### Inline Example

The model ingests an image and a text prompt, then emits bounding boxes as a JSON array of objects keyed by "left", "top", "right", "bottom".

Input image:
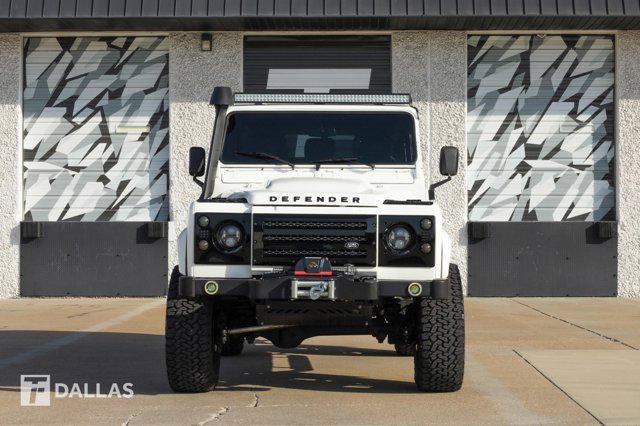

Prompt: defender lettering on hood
[{"left": 269, "top": 195, "right": 361, "bottom": 204}]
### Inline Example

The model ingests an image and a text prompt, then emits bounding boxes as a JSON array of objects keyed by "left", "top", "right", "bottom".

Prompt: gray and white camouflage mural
[
  {"left": 23, "top": 37, "right": 169, "bottom": 221},
  {"left": 467, "top": 35, "right": 615, "bottom": 222}
]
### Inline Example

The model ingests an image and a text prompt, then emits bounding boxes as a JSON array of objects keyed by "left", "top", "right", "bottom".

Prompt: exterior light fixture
[
  {"left": 407, "top": 282, "right": 423, "bottom": 297},
  {"left": 198, "top": 240, "right": 210, "bottom": 251},
  {"left": 420, "top": 218, "right": 433, "bottom": 230},
  {"left": 197, "top": 215, "right": 210, "bottom": 228},
  {"left": 201, "top": 33, "right": 212, "bottom": 51},
  {"left": 385, "top": 225, "right": 412, "bottom": 251},
  {"left": 233, "top": 93, "right": 412, "bottom": 104},
  {"left": 204, "top": 281, "right": 219, "bottom": 295}
]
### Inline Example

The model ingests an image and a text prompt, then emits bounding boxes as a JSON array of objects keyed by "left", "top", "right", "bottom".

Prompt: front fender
[
  {"left": 177, "top": 228, "right": 188, "bottom": 275},
  {"left": 439, "top": 230, "right": 452, "bottom": 279}
]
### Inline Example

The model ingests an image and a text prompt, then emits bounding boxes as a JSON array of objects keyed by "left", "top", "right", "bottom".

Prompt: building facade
[{"left": 0, "top": 0, "right": 638, "bottom": 298}]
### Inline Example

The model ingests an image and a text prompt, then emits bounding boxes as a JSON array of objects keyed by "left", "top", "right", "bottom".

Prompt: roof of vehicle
[{"left": 225, "top": 104, "right": 419, "bottom": 118}]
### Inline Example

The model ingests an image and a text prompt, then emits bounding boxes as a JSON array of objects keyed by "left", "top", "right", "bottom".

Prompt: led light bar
[{"left": 233, "top": 93, "right": 412, "bottom": 104}]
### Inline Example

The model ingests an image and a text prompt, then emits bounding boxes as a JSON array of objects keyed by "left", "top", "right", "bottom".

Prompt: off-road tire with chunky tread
[
  {"left": 394, "top": 343, "right": 416, "bottom": 356},
  {"left": 221, "top": 337, "right": 244, "bottom": 356},
  {"left": 414, "top": 263, "right": 465, "bottom": 392},
  {"left": 165, "top": 266, "right": 220, "bottom": 392}
]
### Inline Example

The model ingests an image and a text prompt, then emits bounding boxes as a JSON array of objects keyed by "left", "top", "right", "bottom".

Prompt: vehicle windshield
[{"left": 219, "top": 112, "right": 416, "bottom": 166}]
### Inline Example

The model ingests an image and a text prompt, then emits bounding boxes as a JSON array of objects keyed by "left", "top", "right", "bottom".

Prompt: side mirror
[
  {"left": 189, "top": 147, "right": 206, "bottom": 177},
  {"left": 439, "top": 146, "right": 459, "bottom": 176}
]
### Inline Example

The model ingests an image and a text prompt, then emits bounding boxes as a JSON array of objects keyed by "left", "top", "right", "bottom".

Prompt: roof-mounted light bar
[{"left": 233, "top": 93, "right": 412, "bottom": 105}]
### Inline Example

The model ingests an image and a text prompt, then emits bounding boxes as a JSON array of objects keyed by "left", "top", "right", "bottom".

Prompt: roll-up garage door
[
  {"left": 244, "top": 36, "right": 391, "bottom": 94},
  {"left": 21, "top": 37, "right": 169, "bottom": 296},
  {"left": 466, "top": 35, "right": 617, "bottom": 296}
]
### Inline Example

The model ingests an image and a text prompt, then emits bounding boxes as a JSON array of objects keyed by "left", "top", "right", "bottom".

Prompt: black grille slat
[
  {"left": 264, "top": 249, "right": 368, "bottom": 257},
  {"left": 263, "top": 235, "right": 368, "bottom": 243},
  {"left": 263, "top": 220, "right": 367, "bottom": 230},
  {"left": 253, "top": 214, "right": 376, "bottom": 266}
]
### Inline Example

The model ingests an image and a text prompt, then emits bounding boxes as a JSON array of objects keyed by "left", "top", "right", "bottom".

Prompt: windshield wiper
[
  {"left": 235, "top": 151, "right": 294, "bottom": 169},
  {"left": 313, "top": 157, "right": 375, "bottom": 170}
]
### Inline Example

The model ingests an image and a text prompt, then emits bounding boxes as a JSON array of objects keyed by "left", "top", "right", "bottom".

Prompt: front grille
[{"left": 253, "top": 214, "right": 376, "bottom": 267}]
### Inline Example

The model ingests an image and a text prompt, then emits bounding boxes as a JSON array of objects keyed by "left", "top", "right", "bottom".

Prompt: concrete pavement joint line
[
  {"left": 196, "top": 407, "right": 229, "bottom": 425},
  {"left": 512, "top": 349, "right": 604, "bottom": 425},
  {"left": 511, "top": 299, "right": 638, "bottom": 350},
  {"left": 466, "top": 351, "right": 544, "bottom": 424},
  {"left": 0, "top": 299, "right": 164, "bottom": 370},
  {"left": 67, "top": 307, "right": 116, "bottom": 319},
  {"left": 122, "top": 410, "right": 142, "bottom": 426}
]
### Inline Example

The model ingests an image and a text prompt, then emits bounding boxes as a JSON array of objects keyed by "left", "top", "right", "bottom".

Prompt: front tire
[
  {"left": 394, "top": 343, "right": 416, "bottom": 356},
  {"left": 165, "top": 266, "right": 220, "bottom": 392},
  {"left": 414, "top": 263, "right": 465, "bottom": 392}
]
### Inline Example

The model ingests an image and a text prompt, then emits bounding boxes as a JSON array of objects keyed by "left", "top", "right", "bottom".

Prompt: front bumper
[{"left": 178, "top": 274, "right": 450, "bottom": 300}]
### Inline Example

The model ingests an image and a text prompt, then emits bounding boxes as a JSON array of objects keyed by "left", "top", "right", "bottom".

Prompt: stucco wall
[
  {"left": 168, "top": 33, "right": 243, "bottom": 273},
  {"left": 0, "top": 34, "right": 21, "bottom": 298},
  {"left": 392, "top": 32, "right": 469, "bottom": 293},
  {"left": 616, "top": 32, "right": 640, "bottom": 298}
]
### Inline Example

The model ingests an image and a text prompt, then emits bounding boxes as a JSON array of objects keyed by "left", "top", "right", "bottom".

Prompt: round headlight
[
  {"left": 385, "top": 225, "right": 412, "bottom": 251},
  {"left": 216, "top": 223, "right": 243, "bottom": 251}
]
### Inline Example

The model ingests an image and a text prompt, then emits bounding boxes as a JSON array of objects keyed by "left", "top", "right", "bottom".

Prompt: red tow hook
[{"left": 293, "top": 257, "right": 333, "bottom": 276}]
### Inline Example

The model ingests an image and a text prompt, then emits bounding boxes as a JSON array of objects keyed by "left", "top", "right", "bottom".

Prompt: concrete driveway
[{"left": 0, "top": 297, "right": 638, "bottom": 425}]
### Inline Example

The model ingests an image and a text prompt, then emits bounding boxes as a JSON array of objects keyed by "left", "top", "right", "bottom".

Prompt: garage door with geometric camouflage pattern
[
  {"left": 21, "top": 36, "right": 169, "bottom": 296},
  {"left": 23, "top": 36, "right": 169, "bottom": 222},
  {"left": 466, "top": 35, "right": 617, "bottom": 297},
  {"left": 467, "top": 35, "right": 615, "bottom": 222}
]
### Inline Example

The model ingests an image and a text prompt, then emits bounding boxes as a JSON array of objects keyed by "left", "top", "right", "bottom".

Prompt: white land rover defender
[{"left": 165, "top": 87, "right": 464, "bottom": 393}]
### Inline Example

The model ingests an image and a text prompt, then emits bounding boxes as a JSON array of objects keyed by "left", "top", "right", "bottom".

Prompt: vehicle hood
[{"left": 225, "top": 177, "right": 413, "bottom": 207}]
